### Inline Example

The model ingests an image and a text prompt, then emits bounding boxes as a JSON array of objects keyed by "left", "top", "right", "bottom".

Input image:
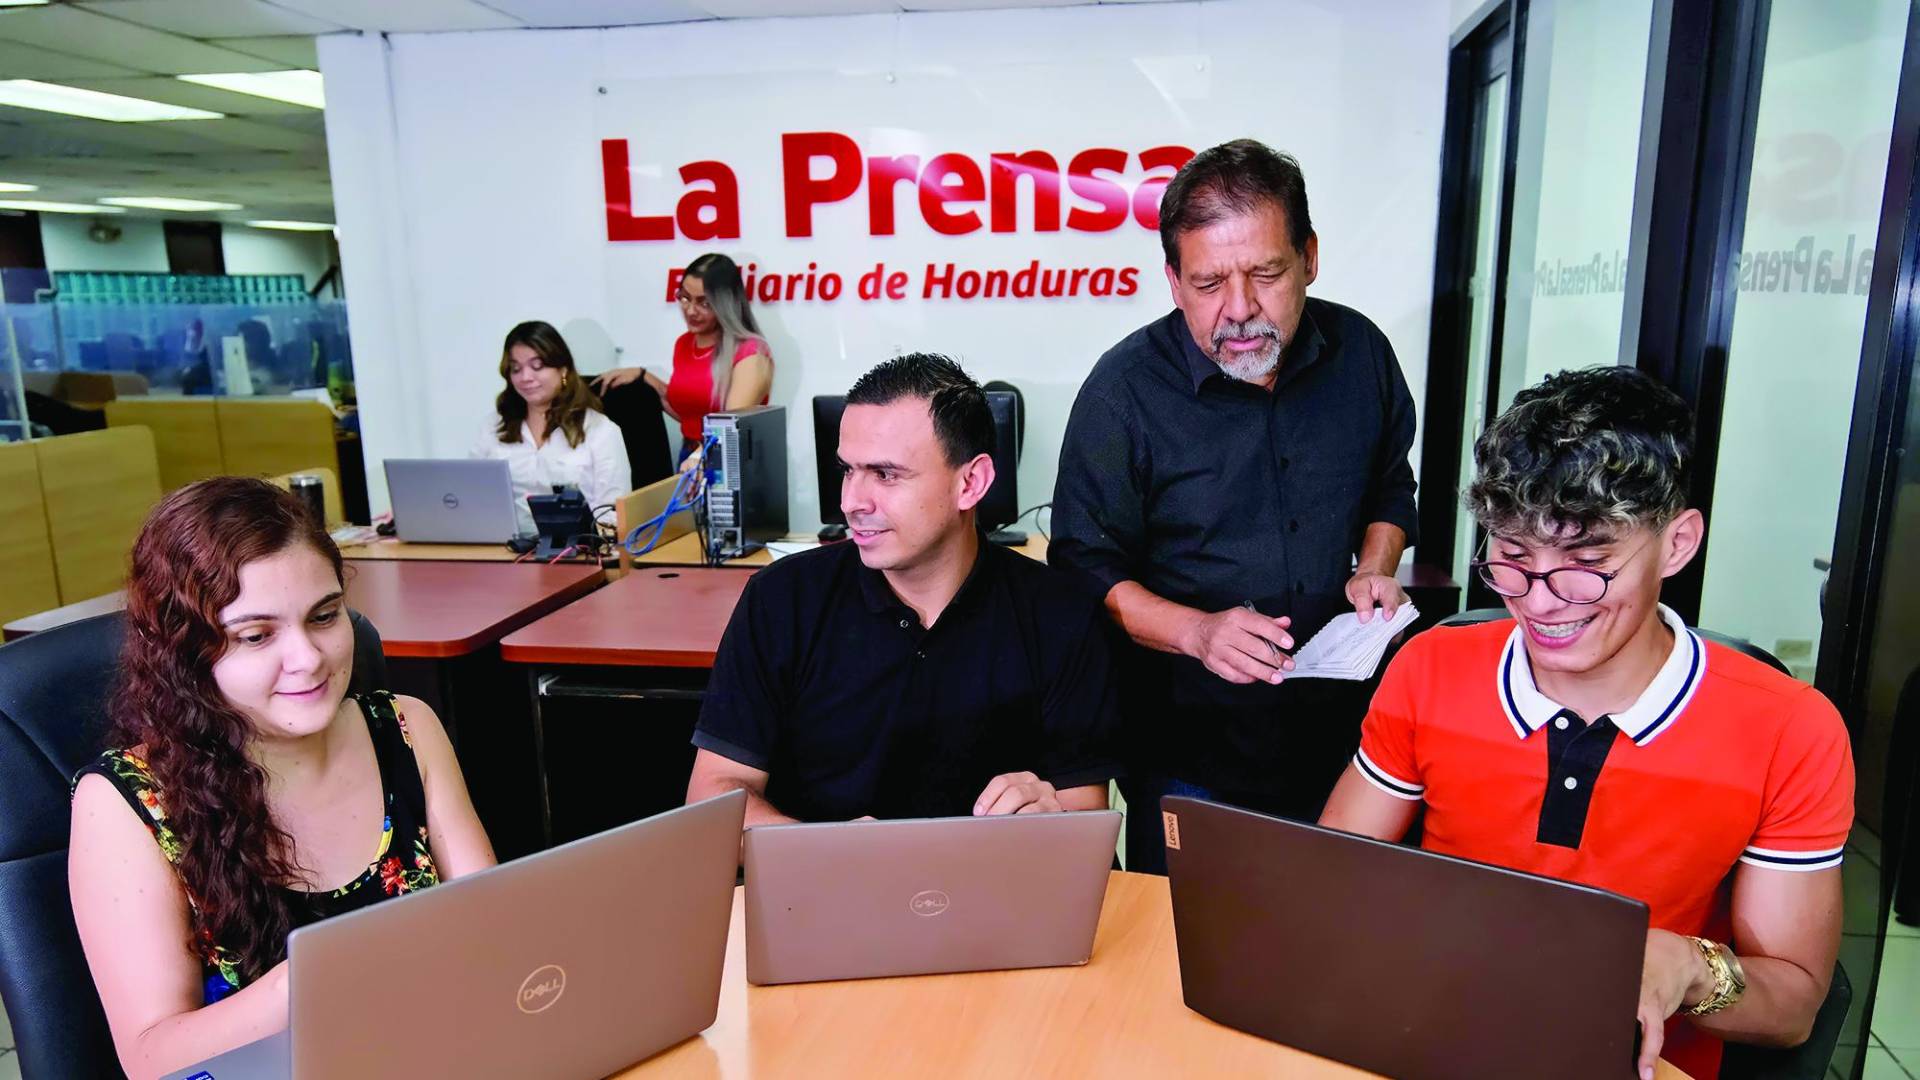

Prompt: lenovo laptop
[
  {"left": 163, "top": 789, "right": 747, "bottom": 1080},
  {"left": 1163, "top": 796, "right": 1649, "bottom": 1080},
  {"left": 384, "top": 458, "right": 522, "bottom": 543},
  {"left": 742, "top": 810, "right": 1121, "bottom": 985}
]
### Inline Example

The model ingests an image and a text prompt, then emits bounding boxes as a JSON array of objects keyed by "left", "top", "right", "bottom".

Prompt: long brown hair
[
  {"left": 495, "top": 320, "right": 602, "bottom": 448},
  {"left": 111, "top": 477, "right": 346, "bottom": 983}
]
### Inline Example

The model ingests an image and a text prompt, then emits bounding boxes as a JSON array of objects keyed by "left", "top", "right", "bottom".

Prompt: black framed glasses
[{"left": 1469, "top": 537, "right": 1653, "bottom": 605}]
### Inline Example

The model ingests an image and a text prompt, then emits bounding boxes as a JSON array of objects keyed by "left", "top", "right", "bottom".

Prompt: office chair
[
  {"left": 595, "top": 376, "right": 674, "bottom": 487},
  {"left": 1437, "top": 609, "right": 1849, "bottom": 1080},
  {"left": 0, "top": 610, "right": 388, "bottom": 1079}
]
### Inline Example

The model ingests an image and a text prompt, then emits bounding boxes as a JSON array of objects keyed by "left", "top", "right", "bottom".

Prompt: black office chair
[
  {"left": 0, "top": 609, "right": 388, "bottom": 1079},
  {"left": 595, "top": 377, "right": 674, "bottom": 488},
  {"left": 1438, "top": 609, "right": 1848, "bottom": 1080}
]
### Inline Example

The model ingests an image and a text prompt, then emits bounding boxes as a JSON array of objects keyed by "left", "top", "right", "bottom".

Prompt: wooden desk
[
  {"left": 342, "top": 538, "right": 530, "bottom": 562},
  {"left": 635, "top": 531, "right": 1049, "bottom": 568},
  {"left": 617, "top": 872, "right": 1692, "bottom": 1079},
  {"left": 341, "top": 561, "right": 605, "bottom": 659},
  {"left": 500, "top": 568, "right": 749, "bottom": 668},
  {"left": 2, "top": 590, "right": 126, "bottom": 642}
]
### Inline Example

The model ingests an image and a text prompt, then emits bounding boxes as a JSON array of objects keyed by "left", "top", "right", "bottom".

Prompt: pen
[{"left": 1241, "top": 600, "right": 1283, "bottom": 657}]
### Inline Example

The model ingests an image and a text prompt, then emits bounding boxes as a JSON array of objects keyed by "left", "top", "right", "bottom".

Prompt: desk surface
[
  {"left": 636, "top": 531, "right": 1049, "bottom": 567},
  {"left": 340, "top": 538, "right": 599, "bottom": 563},
  {"left": 344, "top": 560, "right": 605, "bottom": 658},
  {"left": 1, "top": 590, "right": 126, "bottom": 641},
  {"left": 499, "top": 567, "right": 750, "bottom": 668},
  {"left": 618, "top": 871, "right": 1691, "bottom": 1079}
]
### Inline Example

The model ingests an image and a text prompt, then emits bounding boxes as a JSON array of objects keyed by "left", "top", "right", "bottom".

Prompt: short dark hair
[
  {"left": 845, "top": 353, "right": 994, "bottom": 468},
  {"left": 1159, "top": 139, "right": 1313, "bottom": 272},
  {"left": 1466, "top": 366, "right": 1695, "bottom": 543}
]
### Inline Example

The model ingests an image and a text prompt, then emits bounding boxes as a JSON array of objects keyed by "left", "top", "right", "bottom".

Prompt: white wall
[
  {"left": 322, "top": 0, "right": 1449, "bottom": 525},
  {"left": 221, "top": 227, "right": 335, "bottom": 288},
  {"left": 38, "top": 215, "right": 169, "bottom": 272}
]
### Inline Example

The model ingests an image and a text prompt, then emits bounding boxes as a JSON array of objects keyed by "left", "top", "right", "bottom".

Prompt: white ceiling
[{"left": 0, "top": 0, "right": 1170, "bottom": 230}]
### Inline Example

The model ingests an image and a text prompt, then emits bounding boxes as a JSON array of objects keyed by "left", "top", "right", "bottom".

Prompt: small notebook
[{"left": 1287, "top": 603, "right": 1420, "bottom": 680}]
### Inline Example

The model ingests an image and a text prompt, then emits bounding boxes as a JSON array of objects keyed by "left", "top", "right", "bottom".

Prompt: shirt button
[
  {"left": 898, "top": 619, "right": 910, "bottom": 629},
  {"left": 1554, "top": 717, "right": 1569, "bottom": 730},
  {"left": 1279, "top": 457, "right": 1291, "bottom": 470},
  {"left": 1288, "top": 520, "right": 1300, "bottom": 534},
  {"left": 1294, "top": 582, "right": 1306, "bottom": 595},
  {"left": 1563, "top": 776, "right": 1578, "bottom": 790},
  {"left": 916, "top": 650, "right": 926, "bottom": 660}
]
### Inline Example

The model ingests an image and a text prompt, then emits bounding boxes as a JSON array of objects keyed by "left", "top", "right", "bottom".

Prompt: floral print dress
[{"left": 73, "top": 691, "right": 441, "bottom": 1004}]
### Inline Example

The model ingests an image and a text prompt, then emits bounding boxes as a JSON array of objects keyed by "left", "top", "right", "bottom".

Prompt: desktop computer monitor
[{"left": 813, "top": 390, "right": 1023, "bottom": 543}]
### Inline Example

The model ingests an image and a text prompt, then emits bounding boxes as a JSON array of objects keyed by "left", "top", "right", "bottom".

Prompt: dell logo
[
  {"left": 909, "top": 889, "right": 950, "bottom": 917},
  {"left": 516, "top": 964, "right": 566, "bottom": 1014},
  {"left": 442, "top": 492, "right": 461, "bottom": 510}
]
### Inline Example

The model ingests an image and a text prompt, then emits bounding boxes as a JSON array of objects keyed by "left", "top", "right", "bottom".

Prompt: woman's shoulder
[
  {"left": 74, "top": 745, "right": 156, "bottom": 792},
  {"left": 733, "top": 336, "right": 771, "bottom": 363}
]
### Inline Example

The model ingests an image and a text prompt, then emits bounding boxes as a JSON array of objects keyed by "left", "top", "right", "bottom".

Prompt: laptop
[
  {"left": 1162, "top": 796, "right": 1649, "bottom": 1080},
  {"left": 163, "top": 789, "right": 747, "bottom": 1080},
  {"left": 384, "top": 458, "right": 523, "bottom": 542},
  {"left": 742, "top": 809, "right": 1121, "bottom": 985}
]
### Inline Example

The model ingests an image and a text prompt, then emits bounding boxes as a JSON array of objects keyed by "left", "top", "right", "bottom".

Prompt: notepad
[{"left": 1286, "top": 603, "right": 1420, "bottom": 681}]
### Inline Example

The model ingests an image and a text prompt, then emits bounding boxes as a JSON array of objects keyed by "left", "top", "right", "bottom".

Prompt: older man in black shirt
[
  {"left": 690, "top": 354, "right": 1121, "bottom": 827},
  {"left": 1051, "top": 139, "right": 1419, "bottom": 874}
]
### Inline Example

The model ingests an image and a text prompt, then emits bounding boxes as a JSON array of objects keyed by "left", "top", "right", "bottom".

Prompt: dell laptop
[
  {"left": 1163, "top": 796, "right": 1648, "bottom": 1080},
  {"left": 742, "top": 809, "right": 1121, "bottom": 985},
  {"left": 384, "top": 458, "right": 522, "bottom": 543},
  {"left": 163, "top": 789, "right": 747, "bottom": 1080}
]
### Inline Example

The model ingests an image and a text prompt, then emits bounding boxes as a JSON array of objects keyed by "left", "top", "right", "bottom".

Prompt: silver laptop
[
  {"left": 1164, "top": 796, "right": 1647, "bottom": 1080},
  {"left": 164, "top": 790, "right": 747, "bottom": 1080},
  {"left": 384, "top": 458, "right": 523, "bottom": 542},
  {"left": 742, "top": 810, "right": 1121, "bottom": 985}
]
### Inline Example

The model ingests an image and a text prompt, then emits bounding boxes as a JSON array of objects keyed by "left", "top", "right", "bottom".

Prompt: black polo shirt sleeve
[
  {"left": 1037, "top": 603, "right": 1126, "bottom": 791},
  {"left": 1362, "top": 331, "right": 1421, "bottom": 545},
  {"left": 1048, "top": 385, "right": 1148, "bottom": 603},
  {"left": 692, "top": 574, "right": 787, "bottom": 773}
]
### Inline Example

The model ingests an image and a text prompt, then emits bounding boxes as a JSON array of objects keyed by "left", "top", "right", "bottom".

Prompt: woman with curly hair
[{"left": 69, "top": 477, "right": 495, "bottom": 1078}]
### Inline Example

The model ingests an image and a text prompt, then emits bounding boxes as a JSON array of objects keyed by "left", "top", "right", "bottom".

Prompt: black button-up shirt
[
  {"left": 1049, "top": 298, "right": 1418, "bottom": 793},
  {"left": 694, "top": 539, "right": 1123, "bottom": 822}
]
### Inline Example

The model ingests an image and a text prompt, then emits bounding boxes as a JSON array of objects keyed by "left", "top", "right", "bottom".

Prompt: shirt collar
[
  {"left": 856, "top": 532, "right": 996, "bottom": 621},
  {"left": 1170, "top": 302, "right": 1328, "bottom": 395},
  {"left": 1495, "top": 603, "right": 1707, "bottom": 746}
]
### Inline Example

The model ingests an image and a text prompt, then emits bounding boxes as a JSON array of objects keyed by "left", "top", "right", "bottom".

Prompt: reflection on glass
[
  {"left": 1495, "top": 0, "right": 1656, "bottom": 411},
  {"left": 1453, "top": 73, "right": 1509, "bottom": 589}
]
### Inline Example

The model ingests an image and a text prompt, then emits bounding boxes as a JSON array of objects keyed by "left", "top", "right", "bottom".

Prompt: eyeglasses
[{"left": 1469, "top": 537, "right": 1654, "bottom": 605}]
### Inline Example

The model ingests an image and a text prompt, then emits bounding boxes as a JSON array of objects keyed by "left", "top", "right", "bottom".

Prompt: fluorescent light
[
  {"left": 178, "top": 70, "right": 324, "bottom": 110},
  {"left": 0, "top": 1, "right": 51, "bottom": 7},
  {"left": 246, "top": 219, "right": 334, "bottom": 232},
  {"left": 0, "top": 182, "right": 37, "bottom": 192},
  {"left": 0, "top": 80, "right": 224, "bottom": 122},
  {"left": 100, "top": 196, "right": 242, "bottom": 212},
  {"left": 0, "top": 200, "right": 125, "bottom": 214}
]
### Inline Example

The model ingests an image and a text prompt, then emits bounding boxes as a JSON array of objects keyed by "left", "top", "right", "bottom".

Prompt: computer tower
[{"left": 703, "top": 405, "right": 789, "bottom": 558}]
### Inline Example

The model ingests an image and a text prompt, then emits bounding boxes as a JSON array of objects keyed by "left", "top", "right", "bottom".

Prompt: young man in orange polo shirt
[{"left": 1320, "top": 367, "right": 1853, "bottom": 1080}]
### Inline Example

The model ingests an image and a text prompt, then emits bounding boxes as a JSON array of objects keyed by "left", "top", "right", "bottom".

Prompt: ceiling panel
[
  {"left": 693, "top": 0, "right": 898, "bottom": 16},
  {"left": 0, "top": 37, "right": 144, "bottom": 79},
  {"left": 209, "top": 33, "right": 320, "bottom": 67},
  {"left": 0, "top": 5, "right": 286, "bottom": 74},
  {"left": 267, "top": 0, "right": 521, "bottom": 33},
  {"left": 479, "top": 0, "right": 709, "bottom": 27},
  {"left": 901, "top": 0, "right": 1076, "bottom": 8},
  {"left": 173, "top": 115, "right": 318, "bottom": 151},
  {"left": 75, "top": 0, "right": 348, "bottom": 39},
  {"left": 60, "top": 75, "right": 315, "bottom": 116}
]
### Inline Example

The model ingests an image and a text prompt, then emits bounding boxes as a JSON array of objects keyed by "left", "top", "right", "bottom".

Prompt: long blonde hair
[{"left": 684, "top": 254, "right": 765, "bottom": 408}]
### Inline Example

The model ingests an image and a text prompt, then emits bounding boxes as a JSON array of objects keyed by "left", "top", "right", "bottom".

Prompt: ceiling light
[
  {"left": 178, "top": 70, "right": 324, "bottom": 110},
  {"left": 0, "top": 200, "right": 125, "bottom": 214},
  {"left": 0, "top": 182, "right": 38, "bottom": 192},
  {"left": 0, "top": 80, "right": 224, "bottom": 122},
  {"left": 0, "top": 1, "right": 52, "bottom": 7},
  {"left": 246, "top": 220, "right": 334, "bottom": 232},
  {"left": 99, "top": 196, "right": 242, "bottom": 212}
]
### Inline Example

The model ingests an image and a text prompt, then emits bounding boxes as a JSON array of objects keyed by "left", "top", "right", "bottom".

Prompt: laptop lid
[
  {"left": 1163, "top": 797, "right": 1648, "bottom": 1080},
  {"left": 159, "top": 1029, "right": 288, "bottom": 1080},
  {"left": 383, "top": 458, "right": 521, "bottom": 543},
  {"left": 742, "top": 810, "right": 1120, "bottom": 985}
]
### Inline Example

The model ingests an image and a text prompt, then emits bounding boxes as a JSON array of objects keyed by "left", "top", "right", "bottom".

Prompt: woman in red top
[{"left": 594, "top": 253, "right": 774, "bottom": 468}]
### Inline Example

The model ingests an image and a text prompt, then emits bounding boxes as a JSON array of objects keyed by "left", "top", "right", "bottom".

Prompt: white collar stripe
[{"left": 1492, "top": 604, "right": 1706, "bottom": 746}]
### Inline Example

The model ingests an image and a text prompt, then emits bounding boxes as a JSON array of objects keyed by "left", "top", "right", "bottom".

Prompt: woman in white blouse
[{"left": 472, "top": 321, "right": 630, "bottom": 536}]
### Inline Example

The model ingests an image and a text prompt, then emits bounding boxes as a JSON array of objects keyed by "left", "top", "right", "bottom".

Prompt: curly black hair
[{"left": 1465, "top": 366, "right": 1694, "bottom": 543}]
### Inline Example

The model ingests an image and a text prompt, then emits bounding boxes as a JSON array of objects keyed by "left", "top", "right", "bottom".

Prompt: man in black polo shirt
[
  {"left": 1050, "top": 138, "right": 1419, "bottom": 873},
  {"left": 687, "top": 353, "right": 1121, "bottom": 826}
]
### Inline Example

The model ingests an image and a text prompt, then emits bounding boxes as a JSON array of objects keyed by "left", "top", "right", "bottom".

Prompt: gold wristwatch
[{"left": 1685, "top": 936, "right": 1748, "bottom": 1015}]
